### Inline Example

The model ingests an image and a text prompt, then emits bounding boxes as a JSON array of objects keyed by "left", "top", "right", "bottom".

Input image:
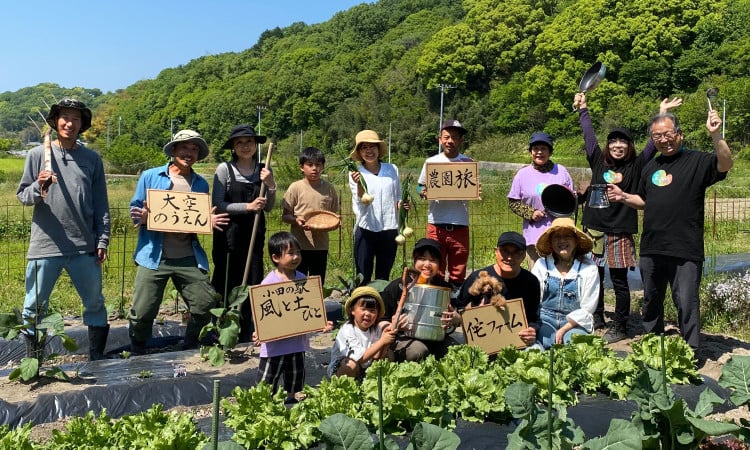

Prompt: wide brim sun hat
[
  {"left": 46, "top": 98, "right": 93, "bottom": 133},
  {"left": 163, "top": 129, "right": 210, "bottom": 161},
  {"left": 350, "top": 130, "right": 387, "bottom": 162},
  {"left": 535, "top": 217, "right": 594, "bottom": 256},
  {"left": 222, "top": 124, "right": 267, "bottom": 149}
]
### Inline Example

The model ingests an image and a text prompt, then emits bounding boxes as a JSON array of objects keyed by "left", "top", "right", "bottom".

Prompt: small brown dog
[{"left": 467, "top": 270, "right": 507, "bottom": 310}]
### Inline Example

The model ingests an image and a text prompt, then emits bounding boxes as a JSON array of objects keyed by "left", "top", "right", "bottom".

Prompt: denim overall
[{"left": 537, "top": 258, "right": 588, "bottom": 349}]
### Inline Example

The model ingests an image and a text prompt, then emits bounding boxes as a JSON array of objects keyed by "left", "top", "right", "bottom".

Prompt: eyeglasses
[{"left": 651, "top": 131, "right": 677, "bottom": 141}]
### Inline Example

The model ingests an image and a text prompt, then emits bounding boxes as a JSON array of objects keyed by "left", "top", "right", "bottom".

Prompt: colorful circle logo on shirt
[
  {"left": 535, "top": 183, "right": 548, "bottom": 196},
  {"left": 603, "top": 170, "right": 623, "bottom": 184},
  {"left": 651, "top": 170, "right": 673, "bottom": 186}
]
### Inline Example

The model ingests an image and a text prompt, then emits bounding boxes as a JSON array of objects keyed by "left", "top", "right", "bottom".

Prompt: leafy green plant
[
  {"left": 318, "top": 413, "right": 460, "bottom": 450},
  {"left": 139, "top": 370, "right": 152, "bottom": 379},
  {"left": 628, "top": 333, "right": 701, "bottom": 384},
  {"left": 1, "top": 310, "right": 77, "bottom": 382},
  {"left": 199, "top": 288, "right": 242, "bottom": 367},
  {"left": 47, "top": 405, "right": 208, "bottom": 449},
  {"left": 0, "top": 423, "right": 34, "bottom": 450}
]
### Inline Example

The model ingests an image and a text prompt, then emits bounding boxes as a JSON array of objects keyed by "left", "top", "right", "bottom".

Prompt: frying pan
[
  {"left": 573, "top": 62, "right": 607, "bottom": 111},
  {"left": 541, "top": 184, "right": 577, "bottom": 218},
  {"left": 579, "top": 62, "right": 606, "bottom": 92}
]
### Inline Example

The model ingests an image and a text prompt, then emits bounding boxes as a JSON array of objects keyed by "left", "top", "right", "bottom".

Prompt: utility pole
[
  {"left": 118, "top": 116, "right": 122, "bottom": 136},
  {"left": 257, "top": 105, "right": 266, "bottom": 151},
  {"left": 437, "top": 83, "right": 455, "bottom": 152},
  {"left": 170, "top": 119, "right": 180, "bottom": 139},
  {"left": 106, "top": 119, "right": 110, "bottom": 149}
]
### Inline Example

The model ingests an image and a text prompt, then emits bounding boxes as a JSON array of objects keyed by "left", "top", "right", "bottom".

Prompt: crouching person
[
  {"left": 128, "top": 130, "right": 229, "bottom": 353},
  {"left": 328, "top": 286, "right": 406, "bottom": 379}
]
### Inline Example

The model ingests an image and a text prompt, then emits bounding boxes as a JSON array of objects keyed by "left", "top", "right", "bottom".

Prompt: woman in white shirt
[{"left": 349, "top": 130, "right": 401, "bottom": 283}]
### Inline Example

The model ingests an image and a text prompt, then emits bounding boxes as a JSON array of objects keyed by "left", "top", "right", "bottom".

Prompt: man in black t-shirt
[
  {"left": 607, "top": 109, "right": 732, "bottom": 351},
  {"left": 456, "top": 231, "right": 540, "bottom": 347}
]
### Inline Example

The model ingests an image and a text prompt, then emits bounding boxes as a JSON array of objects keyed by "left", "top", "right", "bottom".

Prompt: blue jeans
[{"left": 23, "top": 254, "right": 107, "bottom": 328}]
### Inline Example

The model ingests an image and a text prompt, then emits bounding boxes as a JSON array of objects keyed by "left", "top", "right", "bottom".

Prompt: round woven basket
[{"left": 303, "top": 210, "right": 340, "bottom": 231}]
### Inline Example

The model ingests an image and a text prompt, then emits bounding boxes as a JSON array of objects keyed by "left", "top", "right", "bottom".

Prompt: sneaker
[
  {"left": 603, "top": 323, "right": 627, "bottom": 344},
  {"left": 593, "top": 313, "right": 606, "bottom": 330}
]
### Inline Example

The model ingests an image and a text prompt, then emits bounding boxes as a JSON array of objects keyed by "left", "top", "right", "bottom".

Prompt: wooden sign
[
  {"left": 460, "top": 298, "right": 528, "bottom": 354},
  {"left": 250, "top": 276, "right": 328, "bottom": 342},
  {"left": 424, "top": 162, "right": 480, "bottom": 200},
  {"left": 146, "top": 189, "right": 212, "bottom": 234}
]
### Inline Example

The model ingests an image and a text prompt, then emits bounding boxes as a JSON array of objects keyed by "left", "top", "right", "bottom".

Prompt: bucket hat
[
  {"left": 345, "top": 286, "right": 385, "bottom": 320},
  {"left": 222, "top": 124, "right": 267, "bottom": 150},
  {"left": 535, "top": 217, "right": 594, "bottom": 256},
  {"left": 350, "top": 130, "right": 387, "bottom": 162},
  {"left": 46, "top": 98, "right": 92, "bottom": 133},
  {"left": 163, "top": 130, "right": 210, "bottom": 161},
  {"left": 529, "top": 131, "right": 554, "bottom": 152}
]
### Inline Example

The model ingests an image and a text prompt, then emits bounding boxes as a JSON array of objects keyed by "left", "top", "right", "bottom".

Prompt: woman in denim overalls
[{"left": 531, "top": 218, "right": 599, "bottom": 349}]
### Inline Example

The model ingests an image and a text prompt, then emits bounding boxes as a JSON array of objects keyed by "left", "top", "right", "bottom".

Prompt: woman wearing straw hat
[
  {"left": 348, "top": 130, "right": 401, "bottom": 283},
  {"left": 211, "top": 124, "right": 276, "bottom": 342},
  {"left": 531, "top": 218, "right": 599, "bottom": 349}
]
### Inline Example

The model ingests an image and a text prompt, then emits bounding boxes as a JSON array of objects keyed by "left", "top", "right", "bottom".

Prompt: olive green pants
[{"left": 129, "top": 256, "right": 217, "bottom": 344}]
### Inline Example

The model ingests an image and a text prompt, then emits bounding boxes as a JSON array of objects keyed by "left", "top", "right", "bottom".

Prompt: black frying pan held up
[{"left": 578, "top": 62, "right": 606, "bottom": 92}]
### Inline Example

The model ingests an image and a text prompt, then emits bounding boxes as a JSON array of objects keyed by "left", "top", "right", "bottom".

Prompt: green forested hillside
[{"left": 0, "top": 0, "right": 748, "bottom": 171}]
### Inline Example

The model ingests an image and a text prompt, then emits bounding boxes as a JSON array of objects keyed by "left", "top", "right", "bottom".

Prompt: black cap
[
  {"left": 222, "top": 124, "right": 267, "bottom": 149},
  {"left": 440, "top": 119, "right": 467, "bottom": 136},
  {"left": 413, "top": 238, "right": 441, "bottom": 258},
  {"left": 607, "top": 127, "right": 633, "bottom": 142},
  {"left": 496, "top": 232, "right": 526, "bottom": 251},
  {"left": 46, "top": 98, "right": 92, "bottom": 133},
  {"left": 529, "top": 131, "right": 553, "bottom": 151}
]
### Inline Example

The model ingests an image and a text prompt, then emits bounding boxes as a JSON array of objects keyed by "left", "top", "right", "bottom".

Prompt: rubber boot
[
  {"left": 24, "top": 332, "right": 45, "bottom": 360},
  {"left": 183, "top": 313, "right": 211, "bottom": 350},
  {"left": 88, "top": 325, "right": 110, "bottom": 361}
]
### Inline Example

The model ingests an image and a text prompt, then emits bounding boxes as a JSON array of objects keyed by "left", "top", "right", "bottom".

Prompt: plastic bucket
[{"left": 402, "top": 284, "right": 450, "bottom": 341}]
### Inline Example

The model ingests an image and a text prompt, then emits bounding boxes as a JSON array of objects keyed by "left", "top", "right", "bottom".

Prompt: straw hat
[
  {"left": 535, "top": 217, "right": 593, "bottom": 256},
  {"left": 350, "top": 130, "right": 387, "bottom": 162},
  {"left": 344, "top": 286, "right": 385, "bottom": 320}
]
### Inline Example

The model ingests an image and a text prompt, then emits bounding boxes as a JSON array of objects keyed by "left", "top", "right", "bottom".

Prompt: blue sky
[{"left": 1, "top": 0, "right": 367, "bottom": 94}]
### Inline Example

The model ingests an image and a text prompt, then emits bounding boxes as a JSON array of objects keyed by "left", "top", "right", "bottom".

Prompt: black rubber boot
[
  {"left": 593, "top": 312, "right": 606, "bottom": 330},
  {"left": 24, "top": 332, "right": 45, "bottom": 360},
  {"left": 88, "top": 325, "right": 110, "bottom": 361}
]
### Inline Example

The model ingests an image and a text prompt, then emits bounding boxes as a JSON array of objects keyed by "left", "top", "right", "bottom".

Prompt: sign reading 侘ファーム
[{"left": 460, "top": 298, "right": 528, "bottom": 354}]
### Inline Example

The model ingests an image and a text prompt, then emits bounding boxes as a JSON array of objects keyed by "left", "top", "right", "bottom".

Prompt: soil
[{"left": 4, "top": 304, "right": 750, "bottom": 445}]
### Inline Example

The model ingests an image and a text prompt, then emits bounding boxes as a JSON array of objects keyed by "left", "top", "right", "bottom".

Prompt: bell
[{"left": 588, "top": 184, "right": 610, "bottom": 209}]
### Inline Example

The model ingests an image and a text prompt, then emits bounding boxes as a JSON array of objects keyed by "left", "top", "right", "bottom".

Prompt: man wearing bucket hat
[
  {"left": 417, "top": 120, "right": 474, "bottom": 292},
  {"left": 607, "top": 109, "right": 733, "bottom": 354},
  {"left": 349, "top": 129, "right": 401, "bottom": 284},
  {"left": 211, "top": 124, "right": 276, "bottom": 342},
  {"left": 531, "top": 218, "right": 599, "bottom": 349},
  {"left": 128, "top": 130, "right": 229, "bottom": 353},
  {"left": 17, "top": 98, "right": 111, "bottom": 361},
  {"left": 456, "top": 231, "right": 541, "bottom": 348},
  {"left": 328, "top": 286, "right": 406, "bottom": 379},
  {"left": 508, "top": 132, "right": 574, "bottom": 268}
]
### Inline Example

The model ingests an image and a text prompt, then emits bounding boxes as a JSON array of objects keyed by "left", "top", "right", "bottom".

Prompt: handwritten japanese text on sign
[
  {"left": 250, "top": 276, "right": 327, "bottom": 342},
  {"left": 460, "top": 298, "right": 528, "bottom": 354},
  {"left": 425, "top": 162, "right": 480, "bottom": 200},
  {"left": 146, "top": 189, "right": 212, "bottom": 234}
]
